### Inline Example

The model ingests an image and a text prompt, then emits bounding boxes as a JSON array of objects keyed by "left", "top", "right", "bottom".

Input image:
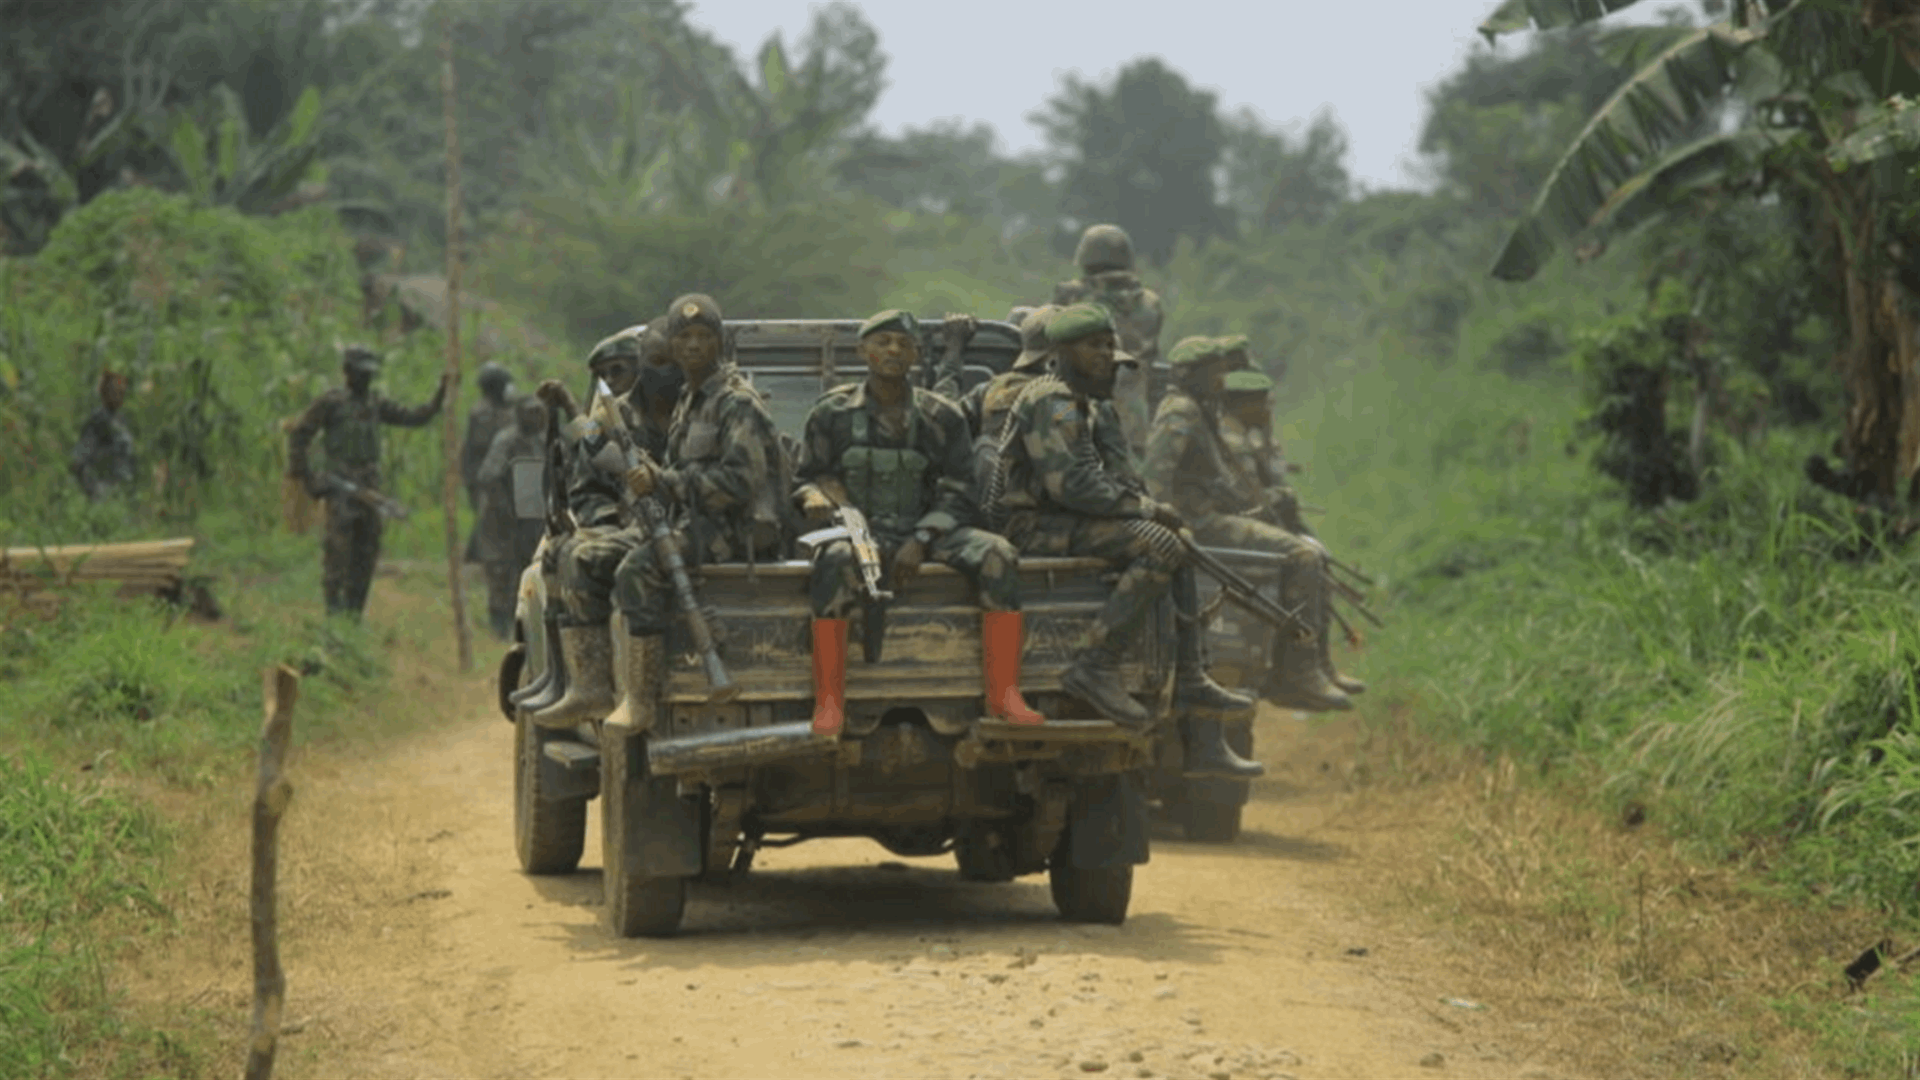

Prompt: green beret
[
  {"left": 1045, "top": 302, "right": 1116, "bottom": 345},
  {"left": 666, "top": 293, "right": 723, "bottom": 338},
  {"left": 859, "top": 308, "right": 918, "bottom": 340},
  {"left": 1222, "top": 370, "right": 1274, "bottom": 394},
  {"left": 1166, "top": 336, "right": 1222, "bottom": 368}
]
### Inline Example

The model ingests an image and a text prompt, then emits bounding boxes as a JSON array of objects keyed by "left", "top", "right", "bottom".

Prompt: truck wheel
[
  {"left": 601, "top": 736, "right": 686, "bottom": 938},
  {"left": 1179, "top": 800, "right": 1244, "bottom": 843},
  {"left": 1048, "top": 831, "right": 1133, "bottom": 925},
  {"left": 514, "top": 714, "right": 587, "bottom": 874}
]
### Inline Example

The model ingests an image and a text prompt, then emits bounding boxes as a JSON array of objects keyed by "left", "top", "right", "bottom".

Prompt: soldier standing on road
[
  {"left": 462, "top": 361, "right": 517, "bottom": 562},
  {"left": 1053, "top": 224, "right": 1164, "bottom": 455},
  {"left": 1143, "top": 337, "right": 1352, "bottom": 711},
  {"left": 992, "top": 303, "right": 1261, "bottom": 779},
  {"left": 71, "top": 369, "right": 136, "bottom": 501},
  {"left": 475, "top": 395, "right": 548, "bottom": 640},
  {"left": 794, "top": 309, "right": 1044, "bottom": 736},
  {"left": 286, "top": 345, "right": 448, "bottom": 619},
  {"left": 536, "top": 295, "right": 791, "bottom": 726}
]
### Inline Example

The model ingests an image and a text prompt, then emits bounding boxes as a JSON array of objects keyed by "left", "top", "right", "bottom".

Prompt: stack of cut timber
[{"left": 1, "top": 537, "right": 195, "bottom": 594}]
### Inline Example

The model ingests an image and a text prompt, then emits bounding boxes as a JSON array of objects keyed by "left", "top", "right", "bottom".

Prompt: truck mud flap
[
  {"left": 538, "top": 738, "right": 601, "bottom": 803},
  {"left": 614, "top": 738, "right": 703, "bottom": 878},
  {"left": 1068, "top": 772, "right": 1149, "bottom": 870}
]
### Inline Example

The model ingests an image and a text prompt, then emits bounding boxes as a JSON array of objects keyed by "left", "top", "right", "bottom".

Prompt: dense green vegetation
[{"left": 7, "top": 0, "right": 1920, "bottom": 1075}]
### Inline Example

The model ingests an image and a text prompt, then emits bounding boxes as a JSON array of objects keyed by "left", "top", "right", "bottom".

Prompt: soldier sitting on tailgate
[
  {"left": 793, "top": 309, "right": 1044, "bottom": 736},
  {"left": 1142, "top": 336, "right": 1351, "bottom": 712},
  {"left": 1053, "top": 225, "right": 1163, "bottom": 455},
  {"left": 475, "top": 395, "right": 548, "bottom": 640},
  {"left": 991, "top": 303, "right": 1262, "bottom": 779},
  {"left": 286, "top": 345, "right": 447, "bottom": 619}
]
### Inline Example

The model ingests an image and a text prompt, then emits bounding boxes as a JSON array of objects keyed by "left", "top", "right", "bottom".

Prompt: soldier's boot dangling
[
  {"left": 529, "top": 625, "right": 616, "bottom": 727},
  {"left": 810, "top": 618, "right": 850, "bottom": 736},
  {"left": 1263, "top": 564, "right": 1352, "bottom": 713},
  {"left": 622, "top": 633, "right": 665, "bottom": 732},
  {"left": 981, "top": 610, "right": 1044, "bottom": 726},
  {"left": 1181, "top": 717, "right": 1265, "bottom": 780},
  {"left": 1169, "top": 567, "right": 1256, "bottom": 720},
  {"left": 1062, "top": 645, "right": 1150, "bottom": 727},
  {"left": 512, "top": 607, "right": 569, "bottom": 711}
]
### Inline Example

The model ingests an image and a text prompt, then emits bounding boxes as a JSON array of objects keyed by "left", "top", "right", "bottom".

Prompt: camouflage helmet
[
  {"left": 1074, "top": 224, "right": 1135, "bottom": 275},
  {"left": 476, "top": 361, "right": 512, "bottom": 395},
  {"left": 586, "top": 328, "right": 645, "bottom": 368},
  {"left": 342, "top": 344, "right": 381, "bottom": 374},
  {"left": 1011, "top": 304, "right": 1060, "bottom": 371}
]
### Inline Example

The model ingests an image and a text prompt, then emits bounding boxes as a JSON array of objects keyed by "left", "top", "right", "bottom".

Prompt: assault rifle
[
  {"left": 796, "top": 480, "right": 891, "bottom": 661},
  {"left": 322, "top": 474, "right": 408, "bottom": 520},
  {"left": 585, "top": 383, "right": 737, "bottom": 703}
]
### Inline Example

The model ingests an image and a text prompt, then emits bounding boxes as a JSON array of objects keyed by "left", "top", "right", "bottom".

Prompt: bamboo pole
[
  {"left": 440, "top": 18, "right": 474, "bottom": 672},
  {"left": 245, "top": 665, "right": 300, "bottom": 1080}
]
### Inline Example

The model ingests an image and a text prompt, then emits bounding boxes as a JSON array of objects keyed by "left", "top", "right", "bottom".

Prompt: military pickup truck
[{"left": 499, "top": 317, "right": 1267, "bottom": 938}]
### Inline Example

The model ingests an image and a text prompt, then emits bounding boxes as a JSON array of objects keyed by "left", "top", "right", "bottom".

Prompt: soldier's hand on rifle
[
  {"left": 893, "top": 534, "right": 928, "bottom": 588},
  {"left": 798, "top": 487, "right": 835, "bottom": 522},
  {"left": 1144, "top": 498, "right": 1184, "bottom": 531},
  {"left": 535, "top": 379, "right": 578, "bottom": 418},
  {"left": 624, "top": 461, "right": 659, "bottom": 498},
  {"left": 941, "top": 314, "right": 978, "bottom": 347}
]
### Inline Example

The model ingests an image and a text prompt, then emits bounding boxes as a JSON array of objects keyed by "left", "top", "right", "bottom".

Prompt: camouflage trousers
[
  {"left": 1004, "top": 511, "right": 1184, "bottom": 653},
  {"left": 810, "top": 525, "right": 1020, "bottom": 619},
  {"left": 612, "top": 523, "right": 779, "bottom": 636},
  {"left": 554, "top": 523, "right": 645, "bottom": 627},
  {"left": 322, "top": 497, "right": 383, "bottom": 618}
]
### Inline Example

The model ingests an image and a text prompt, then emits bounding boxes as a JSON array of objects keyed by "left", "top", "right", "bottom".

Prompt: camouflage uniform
[
  {"left": 286, "top": 349, "right": 445, "bottom": 618},
  {"left": 462, "top": 362, "right": 516, "bottom": 560},
  {"left": 476, "top": 398, "right": 547, "bottom": 639},
  {"left": 611, "top": 316, "right": 790, "bottom": 635},
  {"left": 796, "top": 380, "right": 1018, "bottom": 618},
  {"left": 71, "top": 374, "right": 136, "bottom": 501},
  {"left": 1053, "top": 225, "right": 1164, "bottom": 454}
]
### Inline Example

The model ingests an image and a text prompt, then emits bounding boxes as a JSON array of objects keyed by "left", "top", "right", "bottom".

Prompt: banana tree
[
  {"left": 1484, "top": 0, "right": 1920, "bottom": 504},
  {"left": 155, "top": 83, "right": 324, "bottom": 213}
]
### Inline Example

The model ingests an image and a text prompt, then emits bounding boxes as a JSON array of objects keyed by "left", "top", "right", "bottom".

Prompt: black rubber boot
[
  {"left": 510, "top": 615, "right": 567, "bottom": 710},
  {"left": 1263, "top": 562, "right": 1352, "bottom": 713},
  {"left": 1061, "top": 646, "right": 1150, "bottom": 727},
  {"left": 1170, "top": 566, "right": 1254, "bottom": 719},
  {"left": 1181, "top": 718, "right": 1265, "bottom": 779}
]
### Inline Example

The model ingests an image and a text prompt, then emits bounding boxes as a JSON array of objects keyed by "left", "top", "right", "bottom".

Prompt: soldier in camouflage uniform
[
  {"left": 1143, "top": 337, "right": 1350, "bottom": 711},
  {"left": 462, "top": 362, "right": 517, "bottom": 563},
  {"left": 523, "top": 323, "right": 678, "bottom": 721},
  {"left": 71, "top": 370, "right": 136, "bottom": 501},
  {"left": 1218, "top": 365, "right": 1365, "bottom": 697},
  {"left": 795, "top": 309, "right": 1043, "bottom": 735},
  {"left": 538, "top": 295, "right": 791, "bottom": 726},
  {"left": 286, "top": 345, "right": 448, "bottom": 618},
  {"left": 1053, "top": 225, "right": 1164, "bottom": 455},
  {"left": 994, "top": 303, "right": 1261, "bottom": 779},
  {"left": 475, "top": 395, "right": 548, "bottom": 640},
  {"left": 960, "top": 304, "right": 1058, "bottom": 440}
]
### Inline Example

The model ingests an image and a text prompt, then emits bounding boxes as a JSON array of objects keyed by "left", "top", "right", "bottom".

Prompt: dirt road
[{"left": 190, "top": 645, "right": 1578, "bottom": 1080}]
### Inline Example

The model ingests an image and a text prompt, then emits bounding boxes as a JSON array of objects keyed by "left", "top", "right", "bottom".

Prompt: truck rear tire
[
  {"left": 1179, "top": 721, "right": 1252, "bottom": 843},
  {"left": 601, "top": 735, "right": 687, "bottom": 938},
  {"left": 514, "top": 718, "right": 587, "bottom": 875},
  {"left": 1048, "top": 829, "right": 1133, "bottom": 925}
]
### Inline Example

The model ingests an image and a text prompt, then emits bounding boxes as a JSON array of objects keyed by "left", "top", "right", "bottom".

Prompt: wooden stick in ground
[
  {"left": 439, "top": 16, "right": 473, "bottom": 672},
  {"left": 246, "top": 665, "right": 300, "bottom": 1080}
]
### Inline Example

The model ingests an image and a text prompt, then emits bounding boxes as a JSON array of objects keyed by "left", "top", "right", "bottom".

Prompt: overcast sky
[{"left": 686, "top": 0, "right": 1585, "bottom": 192}]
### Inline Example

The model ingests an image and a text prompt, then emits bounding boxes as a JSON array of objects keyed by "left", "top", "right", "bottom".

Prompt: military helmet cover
[
  {"left": 1222, "top": 369, "right": 1275, "bottom": 394},
  {"left": 587, "top": 328, "right": 645, "bottom": 367},
  {"left": 858, "top": 308, "right": 918, "bottom": 340},
  {"left": 1011, "top": 304, "right": 1061, "bottom": 371},
  {"left": 1046, "top": 302, "right": 1136, "bottom": 364},
  {"left": 1074, "top": 223, "right": 1135, "bottom": 274},
  {"left": 666, "top": 294, "right": 723, "bottom": 338}
]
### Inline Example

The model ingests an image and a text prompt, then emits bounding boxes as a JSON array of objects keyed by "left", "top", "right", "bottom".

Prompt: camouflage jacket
[
  {"left": 71, "top": 407, "right": 136, "bottom": 499},
  {"left": 656, "top": 365, "right": 791, "bottom": 558},
  {"left": 561, "top": 392, "right": 671, "bottom": 529},
  {"left": 286, "top": 388, "right": 441, "bottom": 489},
  {"left": 963, "top": 368, "right": 1043, "bottom": 442},
  {"left": 1051, "top": 271, "right": 1164, "bottom": 364},
  {"left": 795, "top": 381, "right": 974, "bottom": 538},
  {"left": 998, "top": 376, "right": 1152, "bottom": 520},
  {"left": 461, "top": 398, "right": 516, "bottom": 501},
  {"left": 1220, "top": 414, "right": 1287, "bottom": 490},
  {"left": 1142, "top": 390, "right": 1262, "bottom": 521}
]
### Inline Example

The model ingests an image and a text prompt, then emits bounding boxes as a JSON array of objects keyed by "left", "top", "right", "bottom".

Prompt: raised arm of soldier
[{"left": 928, "top": 311, "right": 977, "bottom": 401}]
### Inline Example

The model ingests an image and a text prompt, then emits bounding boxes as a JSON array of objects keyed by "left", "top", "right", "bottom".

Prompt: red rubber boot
[
  {"left": 982, "top": 610, "right": 1045, "bottom": 726},
  {"left": 810, "top": 618, "right": 849, "bottom": 736}
]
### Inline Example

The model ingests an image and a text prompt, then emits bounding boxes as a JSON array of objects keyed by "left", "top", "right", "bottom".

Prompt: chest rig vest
[
  {"left": 324, "top": 396, "right": 383, "bottom": 483},
  {"left": 842, "top": 400, "right": 930, "bottom": 531}
]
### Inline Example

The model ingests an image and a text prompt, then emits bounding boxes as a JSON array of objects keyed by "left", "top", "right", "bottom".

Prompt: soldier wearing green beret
[
  {"left": 286, "top": 344, "right": 449, "bottom": 618},
  {"left": 794, "top": 309, "right": 1043, "bottom": 735},
  {"left": 987, "top": 303, "right": 1257, "bottom": 774},
  {"left": 1053, "top": 224, "right": 1165, "bottom": 457},
  {"left": 1143, "top": 338, "right": 1354, "bottom": 712}
]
